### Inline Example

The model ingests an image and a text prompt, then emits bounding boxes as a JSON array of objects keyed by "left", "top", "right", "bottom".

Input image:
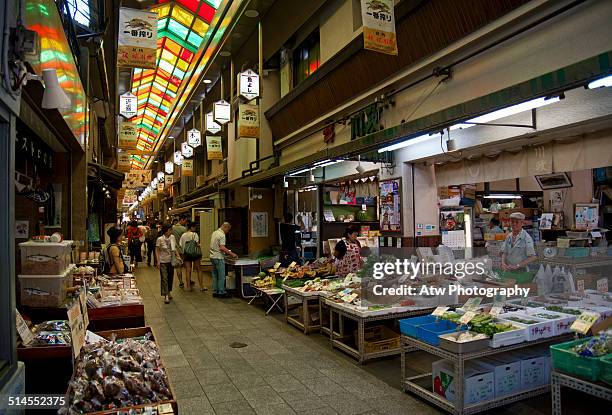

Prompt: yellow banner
[
  {"left": 117, "top": 152, "right": 132, "bottom": 172},
  {"left": 118, "top": 123, "right": 138, "bottom": 150},
  {"left": 361, "top": 0, "right": 398, "bottom": 55},
  {"left": 118, "top": 8, "right": 157, "bottom": 69},
  {"left": 206, "top": 136, "right": 223, "bottom": 160},
  {"left": 182, "top": 159, "right": 193, "bottom": 176},
  {"left": 238, "top": 104, "right": 260, "bottom": 139}
]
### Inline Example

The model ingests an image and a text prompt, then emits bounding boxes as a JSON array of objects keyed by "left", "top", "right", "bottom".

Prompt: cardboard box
[
  {"left": 480, "top": 356, "right": 522, "bottom": 398},
  {"left": 432, "top": 360, "right": 495, "bottom": 405},
  {"left": 509, "top": 348, "right": 550, "bottom": 390}
]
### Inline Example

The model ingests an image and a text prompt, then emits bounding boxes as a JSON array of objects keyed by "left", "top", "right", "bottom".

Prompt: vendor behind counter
[{"left": 501, "top": 212, "right": 537, "bottom": 271}]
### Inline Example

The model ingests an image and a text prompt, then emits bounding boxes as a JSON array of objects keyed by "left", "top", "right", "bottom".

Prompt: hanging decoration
[
  {"left": 157, "top": 171, "right": 164, "bottom": 181},
  {"left": 174, "top": 151, "right": 184, "bottom": 165},
  {"left": 117, "top": 8, "right": 158, "bottom": 68},
  {"left": 206, "top": 112, "right": 221, "bottom": 134},
  {"left": 213, "top": 100, "right": 231, "bottom": 125},
  {"left": 182, "top": 159, "right": 194, "bottom": 176},
  {"left": 361, "top": 0, "right": 398, "bottom": 55},
  {"left": 119, "top": 92, "right": 137, "bottom": 118},
  {"left": 239, "top": 69, "right": 260, "bottom": 101},
  {"left": 118, "top": 123, "right": 138, "bottom": 149},
  {"left": 237, "top": 103, "right": 260, "bottom": 139},
  {"left": 117, "top": 152, "right": 132, "bottom": 172},
  {"left": 165, "top": 161, "right": 174, "bottom": 174},
  {"left": 187, "top": 128, "right": 202, "bottom": 147},
  {"left": 181, "top": 142, "right": 194, "bottom": 158},
  {"left": 206, "top": 136, "right": 223, "bottom": 160}
]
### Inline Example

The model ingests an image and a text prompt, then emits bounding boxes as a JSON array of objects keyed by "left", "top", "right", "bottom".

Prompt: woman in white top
[
  {"left": 179, "top": 221, "right": 205, "bottom": 292},
  {"left": 156, "top": 223, "right": 177, "bottom": 303}
]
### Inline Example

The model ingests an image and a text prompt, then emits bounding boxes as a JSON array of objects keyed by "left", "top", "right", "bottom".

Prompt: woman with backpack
[
  {"left": 126, "top": 221, "right": 143, "bottom": 268},
  {"left": 105, "top": 227, "right": 127, "bottom": 274},
  {"left": 179, "top": 221, "right": 205, "bottom": 292},
  {"left": 145, "top": 220, "right": 159, "bottom": 266}
]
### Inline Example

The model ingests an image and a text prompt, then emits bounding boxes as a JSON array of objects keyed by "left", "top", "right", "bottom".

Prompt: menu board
[{"left": 380, "top": 178, "right": 401, "bottom": 232}]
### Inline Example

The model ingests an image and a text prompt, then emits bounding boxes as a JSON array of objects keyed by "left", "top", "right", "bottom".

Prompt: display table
[
  {"left": 248, "top": 286, "right": 285, "bottom": 315},
  {"left": 401, "top": 334, "right": 572, "bottom": 415},
  {"left": 323, "top": 299, "right": 433, "bottom": 364},
  {"left": 282, "top": 285, "right": 323, "bottom": 334},
  {"left": 18, "top": 343, "right": 72, "bottom": 394},
  {"left": 551, "top": 370, "right": 612, "bottom": 415},
  {"left": 21, "top": 303, "right": 145, "bottom": 331},
  {"left": 226, "top": 258, "right": 261, "bottom": 298}
]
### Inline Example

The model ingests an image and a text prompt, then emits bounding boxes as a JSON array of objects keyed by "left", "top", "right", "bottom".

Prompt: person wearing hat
[{"left": 501, "top": 212, "right": 537, "bottom": 271}]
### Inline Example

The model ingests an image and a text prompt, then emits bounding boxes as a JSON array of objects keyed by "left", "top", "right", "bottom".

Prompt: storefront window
[
  {"left": 293, "top": 29, "right": 320, "bottom": 86},
  {"left": 66, "top": 0, "right": 91, "bottom": 27}
]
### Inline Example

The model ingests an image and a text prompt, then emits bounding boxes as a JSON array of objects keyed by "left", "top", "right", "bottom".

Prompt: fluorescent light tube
[
  {"left": 451, "top": 97, "right": 560, "bottom": 130},
  {"left": 313, "top": 159, "right": 331, "bottom": 166},
  {"left": 289, "top": 168, "right": 311, "bottom": 176},
  {"left": 587, "top": 75, "right": 612, "bottom": 89},
  {"left": 483, "top": 194, "right": 522, "bottom": 199},
  {"left": 317, "top": 160, "right": 341, "bottom": 168},
  {"left": 378, "top": 133, "right": 441, "bottom": 153}
]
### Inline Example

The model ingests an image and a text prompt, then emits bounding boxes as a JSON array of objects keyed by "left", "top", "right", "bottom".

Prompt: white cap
[{"left": 509, "top": 212, "right": 526, "bottom": 220}]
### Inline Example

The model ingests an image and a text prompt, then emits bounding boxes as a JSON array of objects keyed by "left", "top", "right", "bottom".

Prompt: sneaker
[
  {"left": 164, "top": 295, "right": 170, "bottom": 304},
  {"left": 218, "top": 292, "right": 231, "bottom": 298},
  {"left": 200, "top": 287, "right": 208, "bottom": 292}
]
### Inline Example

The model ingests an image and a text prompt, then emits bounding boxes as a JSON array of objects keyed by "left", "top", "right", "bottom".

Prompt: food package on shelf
[
  {"left": 19, "top": 265, "right": 75, "bottom": 308},
  {"left": 19, "top": 240, "right": 73, "bottom": 275}
]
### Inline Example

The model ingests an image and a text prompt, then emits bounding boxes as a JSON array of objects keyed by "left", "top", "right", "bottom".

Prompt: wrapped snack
[
  {"left": 34, "top": 320, "right": 70, "bottom": 333},
  {"left": 30, "top": 331, "right": 71, "bottom": 346}
]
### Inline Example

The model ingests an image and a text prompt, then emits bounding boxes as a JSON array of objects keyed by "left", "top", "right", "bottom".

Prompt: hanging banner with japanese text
[
  {"left": 164, "top": 174, "right": 173, "bottom": 186},
  {"left": 119, "top": 92, "right": 137, "bottom": 118},
  {"left": 117, "top": 152, "right": 132, "bottom": 172},
  {"left": 157, "top": 181, "right": 164, "bottom": 192},
  {"left": 118, "top": 8, "right": 157, "bottom": 68},
  {"left": 118, "top": 123, "right": 138, "bottom": 149},
  {"left": 239, "top": 69, "right": 260, "bottom": 101},
  {"left": 182, "top": 159, "right": 194, "bottom": 176},
  {"left": 206, "top": 136, "right": 223, "bottom": 160},
  {"left": 238, "top": 104, "right": 260, "bottom": 139},
  {"left": 124, "top": 170, "right": 151, "bottom": 189},
  {"left": 361, "top": 0, "right": 398, "bottom": 55}
]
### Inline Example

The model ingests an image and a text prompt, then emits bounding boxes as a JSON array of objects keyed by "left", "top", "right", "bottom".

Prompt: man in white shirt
[
  {"left": 210, "top": 222, "right": 237, "bottom": 298},
  {"left": 501, "top": 212, "right": 537, "bottom": 271}
]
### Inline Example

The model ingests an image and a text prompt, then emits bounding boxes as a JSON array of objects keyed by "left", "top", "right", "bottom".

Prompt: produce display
[
  {"left": 252, "top": 273, "right": 276, "bottom": 289},
  {"left": 545, "top": 306, "right": 582, "bottom": 315},
  {"left": 274, "top": 259, "right": 336, "bottom": 280},
  {"left": 468, "top": 314, "right": 515, "bottom": 336},
  {"left": 572, "top": 332, "right": 611, "bottom": 357},
  {"left": 532, "top": 312, "right": 564, "bottom": 320},
  {"left": 443, "top": 331, "right": 488, "bottom": 343},
  {"left": 505, "top": 316, "right": 539, "bottom": 325},
  {"left": 62, "top": 334, "right": 172, "bottom": 414}
]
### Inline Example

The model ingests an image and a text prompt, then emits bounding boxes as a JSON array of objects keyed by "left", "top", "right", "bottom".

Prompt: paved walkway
[{"left": 135, "top": 265, "right": 442, "bottom": 415}]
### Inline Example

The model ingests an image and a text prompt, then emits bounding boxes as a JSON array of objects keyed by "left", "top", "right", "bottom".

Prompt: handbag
[{"left": 184, "top": 234, "right": 202, "bottom": 260}]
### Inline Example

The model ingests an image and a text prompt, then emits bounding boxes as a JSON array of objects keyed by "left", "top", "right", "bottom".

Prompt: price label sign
[
  {"left": 459, "top": 311, "right": 477, "bottom": 325},
  {"left": 123, "top": 276, "right": 132, "bottom": 289},
  {"left": 489, "top": 306, "right": 503, "bottom": 317},
  {"left": 432, "top": 306, "right": 449, "bottom": 317},
  {"left": 273, "top": 262, "right": 281, "bottom": 270},
  {"left": 570, "top": 311, "right": 601, "bottom": 334},
  {"left": 67, "top": 301, "right": 85, "bottom": 358},
  {"left": 577, "top": 279, "right": 585, "bottom": 294},
  {"left": 463, "top": 297, "right": 482, "bottom": 311},
  {"left": 597, "top": 278, "right": 608, "bottom": 293},
  {"left": 79, "top": 290, "right": 89, "bottom": 330},
  {"left": 288, "top": 261, "right": 297, "bottom": 269},
  {"left": 15, "top": 309, "right": 34, "bottom": 346}
]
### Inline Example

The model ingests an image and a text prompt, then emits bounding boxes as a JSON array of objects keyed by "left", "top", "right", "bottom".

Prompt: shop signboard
[
  {"left": 213, "top": 100, "right": 231, "bottom": 125},
  {"left": 238, "top": 103, "right": 260, "bottom": 139},
  {"left": 117, "top": 152, "right": 132, "bottom": 172},
  {"left": 206, "top": 136, "right": 223, "bottom": 160},
  {"left": 174, "top": 151, "right": 184, "bottom": 166},
  {"left": 122, "top": 189, "right": 137, "bottom": 204},
  {"left": 361, "top": 0, "right": 398, "bottom": 55},
  {"left": 239, "top": 69, "right": 260, "bottom": 100},
  {"left": 165, "top": 161, "right": 174, "bottom": 174},
  {"left": 379, "top": 178, "right": 401, "bottom": 232},
  {"left": 157, "top": 171, "right": 165, "bottom": 181},
  {"left": 117, "top": 8, "right": 157, "bottom": 69},
  {"left": 118, "top": 123, "right": 138, "bottom": 149},
  {"left": 124, "top": 169, "right": 151, "bottom": 188},
  {"left": 206, "top": 112, "right": 221, "bottom": 134},
  {"left": 181, "top": 142, "right": 194, "bottom": 158},
  {"left": 182, "top": 159, "right": 194, "bottom": 176},
  {"left": 157, "top": 181, "right": 164, "bottom": 192},
  {"left": 119, "top": 92, "right": 137, "bottom": 118},
  {"left": 67, "top": 300, "right": 85, "bottom": 358},
  {"left": 16, "top": 133, "right": 53, "bottom": 170},
  {"left": 187, "top": 128, "right": 202, "bottom": 147},
  {"left": 165, "top": 174, "right": 173, "bottom": 186}
]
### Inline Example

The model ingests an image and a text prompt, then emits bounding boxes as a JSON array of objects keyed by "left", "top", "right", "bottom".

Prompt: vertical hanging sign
[
  {"left": 173, "top": 151, "right": 184, "bottom": 166},
  {"left": 165, "top": 161, "right": 174, "bottom": 174},
  {"left": 118, "top": 123, "right": 138, "bottom": 149},
  {"left": 206, "top": 112, "right": 221, "bottom": 134},
  {"left": 157, "top": 181, "right": 164, "bottom": 192},
  {"left": 118, "top": 8, "right": 158, "bottom": 68},
  {"left": 237, "top": 104, "right": 260, "bottom": 139},
  {"left": 117, "top": 152, "right": 132, "bottom": 172},
  {"left": 182, "top": 159, "right": 194, "bottom": 176},
  {"left": 119, "top": 92, "right": 137, "bottom": 118},
  {"left": 206, "top": 136, "right": 223, "bottom": 160},
  {"left": 213, "top": 101, "right": 231, "bottom": 125},
  {"left": 361, "top": 0, "right": 398, "bottom": 55},
  {"left": 239, "top": 69, "right": 260, "bottom": 101},
  {"left": 187, "top": 129, "right": 202, "bottom": 147},
  {"left": 164, "top": 174, "right": 173, "bottom": 186},
  {"left": 181, "top": 142, "right": 194, "bottom": 158}
]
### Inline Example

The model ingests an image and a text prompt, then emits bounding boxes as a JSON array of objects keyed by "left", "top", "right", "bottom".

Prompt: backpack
[
  {"left": 145, "top": 228, "right": 158, "bottom": 244},
  {"left": 101, "top": 244, "right": 129, "bottom": 274},
  {"left": 184, "top": 234, "right": 202, "bottom": 260}
]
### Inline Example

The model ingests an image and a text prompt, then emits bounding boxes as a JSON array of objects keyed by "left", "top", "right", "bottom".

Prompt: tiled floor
[
  {"left": 135, "top": 265, "right": 602, "bottom": 415},
  {"left": 135, "top": 265, "right": 442, "bottom": 415}
]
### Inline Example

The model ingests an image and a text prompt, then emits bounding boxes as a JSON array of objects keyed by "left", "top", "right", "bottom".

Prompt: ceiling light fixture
[
  {"left": 483, "top": 194, "right": 522, "bottom": 199},
  {"left": 587, "top": 74, "right": 612, "bottom": 89},
  {"left": 244, "top": 9, "right": 259, "bottom": 18},
  {"left": 41, "top": 69, "right": 71, "bottom": 109},
  {"left": 378, "top": 133, "right": 441, "bottom": 153},
  {"left": 203, "top": 79, "right": 212, "bottom": 84},
  {"left": 219, "top": 50, "right": 231, "bottom": 57}
]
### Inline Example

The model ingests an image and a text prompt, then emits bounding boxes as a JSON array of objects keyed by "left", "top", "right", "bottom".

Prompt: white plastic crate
[
  {"left": 498, "top": 313, "right": 554, "bottom": 341},
  {"left": 19, "top": 241, "right": 73, "bottom": 275},
  {"left": 489, "top": 323, "right": 526, "bottom": 348},
  {"left": 521, "top": 307, "right": 576, "bottom": 335},
  {"left": 19, "top": 265, "right": 74, "bottom": 307}
]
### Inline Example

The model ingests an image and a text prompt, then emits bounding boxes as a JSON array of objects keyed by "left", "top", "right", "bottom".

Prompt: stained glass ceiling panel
[{"left": 129, "top": 0, "right": 220, "bottom": 169}]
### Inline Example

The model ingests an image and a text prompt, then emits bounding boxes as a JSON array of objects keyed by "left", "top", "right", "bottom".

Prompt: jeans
[
  {"left": 159, "top": 263, "right": 174, "bottom": 296},
  {"left": 211, "top": 258, "right": 226, "bottom": 294},
  {"left": 147, "top": 242, "right": 156, "bottom": 265}
]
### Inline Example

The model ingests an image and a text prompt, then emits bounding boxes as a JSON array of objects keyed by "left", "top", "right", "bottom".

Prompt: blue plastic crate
[
  {"left": 416, "top": 320, "right": 465, "bottom": 346},
  {"left": 399, "top": 315, "right": 437, "bottom": 338}
]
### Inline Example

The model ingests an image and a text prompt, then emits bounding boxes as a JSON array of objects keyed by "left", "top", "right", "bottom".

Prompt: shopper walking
[
  {"left": 127, "top": 221, "right": 143, "bottom": 269},
  {"left": 156, "top": 223, "right": 177, "bottom": 304},
  {"left": 180, "top": 221, "right": 206, "bottom": 292},
  {"left": 210, "top": 222, "right": 237, "bottom": 298},
  {"left": 145, "top": 221, "right": 159, "bottom": 266},
  {"left": 105, "top": 227, "right": 127, "bottom": 274},
  {"left": 172, "top": 215, "right": 189, "bottom": 287},
  {"left": 335, "top": 224, "right": 363, "bottom": 277}
]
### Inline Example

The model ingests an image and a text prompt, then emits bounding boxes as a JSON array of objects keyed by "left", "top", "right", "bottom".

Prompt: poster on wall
[
  {"left": 238, "top": 104, "right": 260, "bottom": 139},
  {"left": 206, "top": 136, "right": 223, "bottom": 160},
  {"left": 361, "top": 0, "right": 398, "bottom": 55},
  {"left": 575, "top": 203, "right": 599, "bottom": 230},
  {"left": 117, "top": 8, "right": 157, "bottom": 69},
  {"left": 379, "top": 178, "right": 401, "bottom": 231},
  {"left": 182, "top": 159, "right": 194, "bottom": 176},
  {"left": 15, "top": 220, "right": 29, "bottom": 239},
  {"left": 124, "top": 170, "right": 151, "bottom": 188},
  {"left": 251, "top": 212, "right": 268, "bottom": 238},
  {"left": 118, "top": 123, "right": 138, "bottom": 149}
]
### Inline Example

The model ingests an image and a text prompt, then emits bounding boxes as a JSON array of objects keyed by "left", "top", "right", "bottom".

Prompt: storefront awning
[{"left": 88, "top": 163, "right": 124, "bottom": 190}]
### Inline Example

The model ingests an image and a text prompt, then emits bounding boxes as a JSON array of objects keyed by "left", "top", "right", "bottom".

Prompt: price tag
[
  {"left": 459, "top": 311, "right": 477, "bottom": 325},
  {"left": 123, "top": 275, "right": 132, "bottom": 289},
  {"left": 67, "top": 301, "right": 85, "bottom": 358},
  {"left": 79, "top": 290, "right": 89, "bottom": 329},
  {"left": 489, "top": 306, "right": 503, "bottom": 317},
  {"left": 15, "top": 309, "right": 34, "bottom": 346},
  {"left": 432, "top": 306, "right": 449, "bottom": 317},
  {"left": 577, "top": 279, "right": 585, "bottom": 294},
  {"left": 85, "top": 330, "right": 108, "bottom": 344},
  {"left": 361, "top": 204, "right": 367, "bottom": 211},
  {"left": 597, "top": 278, "right": 608, "bottom": 293},
  {"left": 570, "top": 311, "right": 601, "bottom": 334},
  {"left": 273, "top": 262, "right": 281, "bottom": 270},
  {"left": 288, "top": 261, "right": 297, "bottom": 269},
  {"left": 463, "top": 297, "right": 482, "bottom": 311},
  {"left": 591, "top": 231, "right": 602, "bottom": 238}
]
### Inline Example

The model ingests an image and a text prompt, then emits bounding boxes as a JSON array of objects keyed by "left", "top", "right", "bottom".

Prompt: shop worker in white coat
[{"left": 501, "top": 212, "right": 538, "bottom": 271}]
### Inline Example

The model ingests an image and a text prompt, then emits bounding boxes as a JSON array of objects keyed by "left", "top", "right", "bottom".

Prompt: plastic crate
[
  {"left": 357, "top": 326, "right": 400, "bottom": 354},
  {"left": 600, "top": 354, "right": 612, "bottom": 385},
  {"left": 19, "top": 265, "right": 74, "bottom": 307},
  {"left": 416, "top": 320, "right": 465, "bottom": 346},
  {"left": 499, "top": 313, "right": 554, "bottom": 341},
  {"left": 19, "top": 241, "right": 73, "bottom": 275},
  {"left": 550, "top": 338, "right": 602, "bottom": 381},
  {"left": 399, "top": 315, "right": 437, "bottom": 338},
  {"left": 497, "top": 270, "right": 535, "bottom": 284}
]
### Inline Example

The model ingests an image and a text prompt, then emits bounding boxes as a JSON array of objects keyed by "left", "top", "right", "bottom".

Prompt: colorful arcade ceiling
[{"left": 129, "top": 0, "right": 221, "bottom": 169}]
